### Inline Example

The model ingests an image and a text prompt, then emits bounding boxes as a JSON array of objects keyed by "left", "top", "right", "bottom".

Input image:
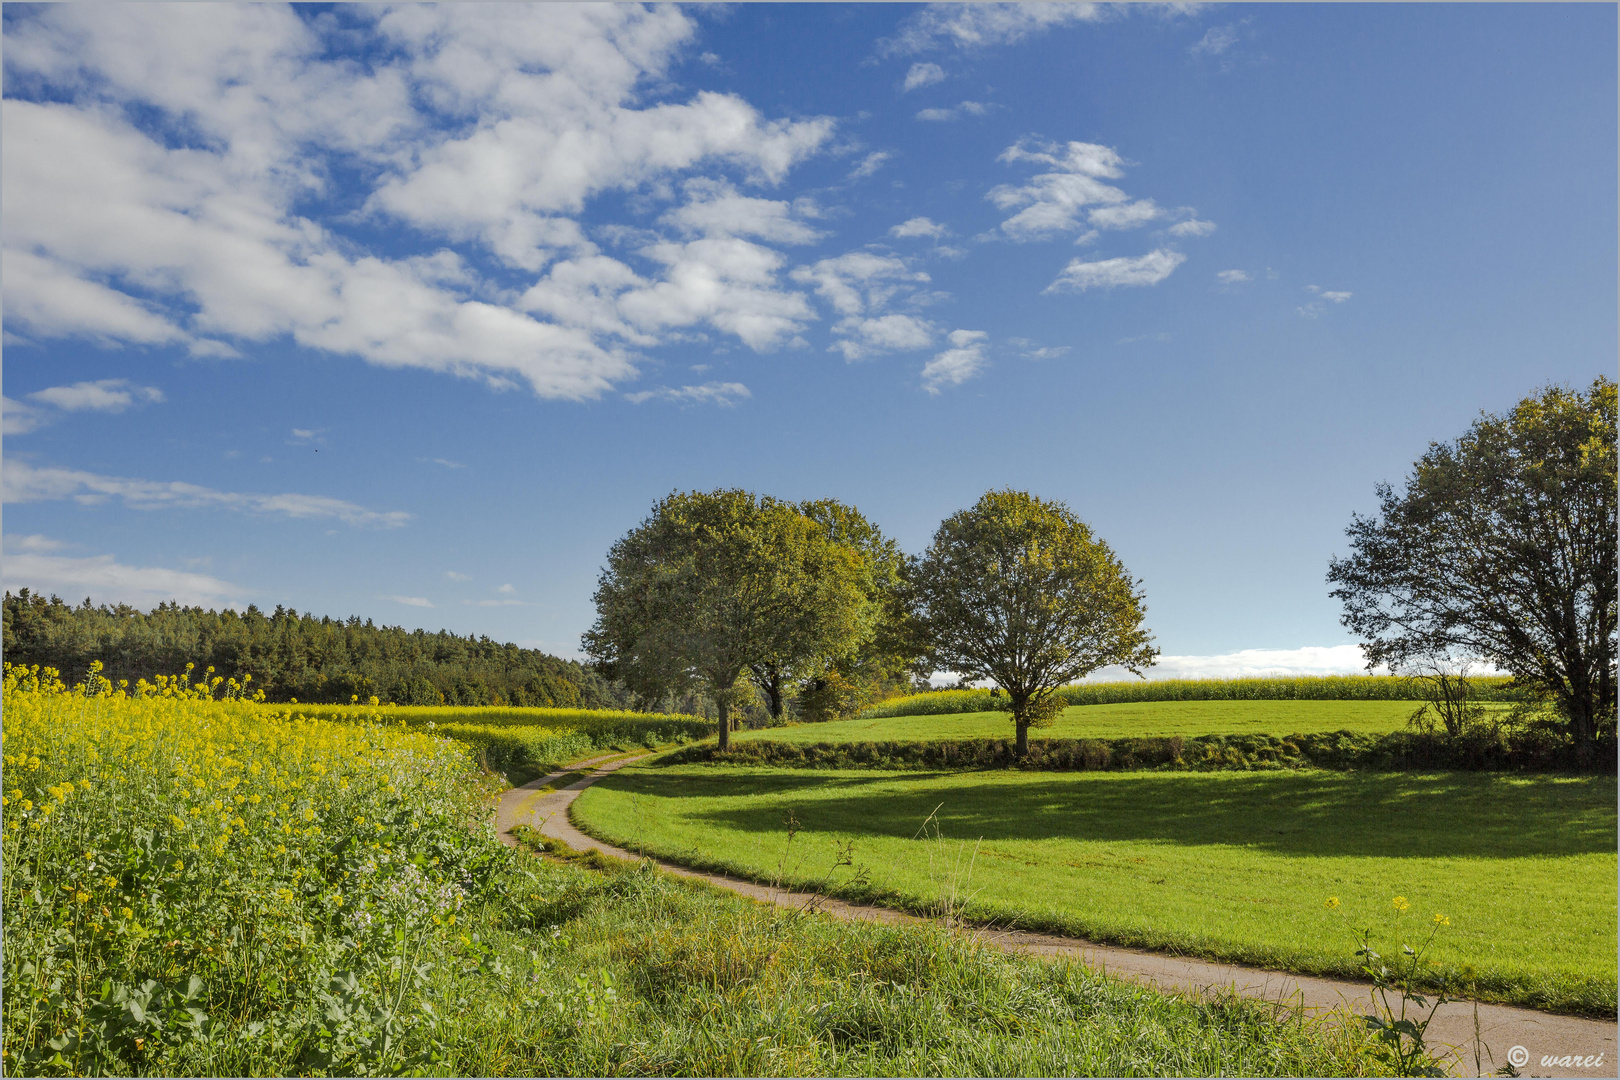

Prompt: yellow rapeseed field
[{"left": 1, "top": 662, "right": 508, "bottom": 1075}]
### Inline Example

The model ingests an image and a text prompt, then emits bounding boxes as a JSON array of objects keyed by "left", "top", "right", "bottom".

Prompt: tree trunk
[
  {"left": 717, "top": 696, "right": 730, "bottom": 751},
  {"left": 1015, "top": 719, "right": 1029, "bottom": 756},
  {"left": 766, "top": 672, "right": 784, "bottom": 719}
]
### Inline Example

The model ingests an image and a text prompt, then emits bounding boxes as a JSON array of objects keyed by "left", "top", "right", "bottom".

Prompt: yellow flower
[
  {"left": 19, "top": 800, "right": 32, "bottom": 812},
  {"left": 120, "top": 907, "right": 134, "bottom": 919},
  {"left": 1392, "top": 896, "right": 1410, "bottom": 913},
  {"left": 1324, "top": 896, "right": 1340, "bottom": 910},
  {"left": 1433, "top": 912, "right": 1450, "bottom": 926},
  {"left": 74, "top": 891, "right": 90, "bottom": 903}
]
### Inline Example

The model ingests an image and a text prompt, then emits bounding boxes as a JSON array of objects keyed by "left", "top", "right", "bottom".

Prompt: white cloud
[
  {"left": 921, "top": 329, "right": 989, "bottom": 393},
  {"left": 883, "top": 3, "right": 1114, "bottom": 54},
  {"left": 890, "top": 217, "right": 951, "bottom": 240},
  {"left": 4, "top": 534, "right": 67, "bottom": 553},
  {"left": 1168, "top": 218, "right": 1217, "bottom": 237},
  {"left": 3, "top": 551, "right": 245, "bottom": 608},
  {"left": 428, "top": 458, "right": 464, "bottom": 469},
  {"left": 382, "top": 595, "right": 434, "bottom": 608},
  {"left": 1298, "top": 285, "right": 1354, "bottom": 317},
  {"left": 791, "top": 252, "right": 937, "bottom": 359},
  {"left": 1189, "top": 24, "right": 1239, "bottom": 56},
  {"left": 498, "top": 583, "right": 516, "bottom": 594},
  {"left": 903, "top": 62, "right": 946, "bottom": 91},
  {"left": 1081, "top": 645, "right": 1415, "bottom": 682},
  {"left": 1216, "top": 269, "right": 1251, "bottom": 284},
  {"left": 660, "top": 180, "right": 823, "bottom": 245},
  {"left": 2, "top": 458, "right": 410, "bottom": 527},
  {"left": 623, "top": 382, "right": 752, "bottom": 406},
  {"left": 27, "top": 379, "right": 165, "bottom": 413},
  {"left": 988, "top": 139, "right": 1133, "bottom": 241},
  {"left": 3, "top": 396, "right": 46, "bottom": 436},
  {"left": 914, "top": 101, "right": 991, "bottom": 122},
  {"left": 1045, "top": 249, "right": 1186, "bottom": 293},
  {"left": 2, "top": 5, "right": 836, "bottom": 402},
  {"left": 1089, "top": 198, "right": 1162, "bottom": 230},
  {"left": 847, "top": 151, "right": 891, "bottom": 180},
  {"left": 444, "top": 570, "right": 471, "bottom": 581}
]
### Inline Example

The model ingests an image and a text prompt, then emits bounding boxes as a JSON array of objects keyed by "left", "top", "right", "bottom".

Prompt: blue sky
[{"left": 3, "top": 3, "right": 1615, "bottom": 678}]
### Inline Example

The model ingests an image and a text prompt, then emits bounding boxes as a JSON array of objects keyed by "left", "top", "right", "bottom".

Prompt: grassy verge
[
  {"left": 1, "top": 681, "right": 1395, "bottom": 1076},
  {"left": 572, "top": 762, "right": 1618, "bottom": 1017},
  {"left": 766, "top": 699, "right": 1444, "bottom": 742}
]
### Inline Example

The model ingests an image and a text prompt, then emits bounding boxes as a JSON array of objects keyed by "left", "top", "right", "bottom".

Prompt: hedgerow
[
  {"left": 861, "top": 675, "right": 1527, "bottom": 718},
  {"left": 664, "top": 725, "right": 1607, "bottom": 773}
]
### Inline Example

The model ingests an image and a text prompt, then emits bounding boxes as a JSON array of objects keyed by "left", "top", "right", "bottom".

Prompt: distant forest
[{"left": 1, "top": 590, "right": 623, "bottom": 708}]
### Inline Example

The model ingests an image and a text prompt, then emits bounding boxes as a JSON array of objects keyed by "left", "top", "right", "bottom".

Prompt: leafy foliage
[
  {"left": 1328, "top": 377, "right": 1618, "bottom": 760},
  {"left": 910, "top": 490, "right": 1157, "bottom": 753},
  {"left": 584, "top": 490, "right": 870, "bottom": 748}
]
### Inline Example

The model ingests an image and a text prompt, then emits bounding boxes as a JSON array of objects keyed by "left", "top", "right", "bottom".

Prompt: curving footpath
[{"left": 494, "top": 754, "right": 1616, "bottom": 1079}]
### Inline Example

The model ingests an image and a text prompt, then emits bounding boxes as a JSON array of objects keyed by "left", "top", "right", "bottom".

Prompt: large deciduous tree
[
  {"left": 582, "top": 490, "right": 867, "bottom": 749},
  {"left": 911, "top": 490, "right": 1157, "bottom": 754},
  {"left": 1327, "top": 377, "right": 1617, "bottom": 763}
]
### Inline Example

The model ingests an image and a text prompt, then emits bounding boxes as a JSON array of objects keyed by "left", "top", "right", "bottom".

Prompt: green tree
[
  {"left": 583, "top": 490, "right": 868, "bottom": 749},
  {"left": 1328, "top": 377, "right": 1618, "bottom": 763},
  {"left": 910, "top": 490, "right": 1158, "bottom": 754},
  {"left": 778, "top": 499, "right": 920, "bottom": 720}
]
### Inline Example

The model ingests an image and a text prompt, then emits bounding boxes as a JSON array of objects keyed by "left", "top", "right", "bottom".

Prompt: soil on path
[{"left": 493, "top": 754, "right": 1617, "bottom": 1079}]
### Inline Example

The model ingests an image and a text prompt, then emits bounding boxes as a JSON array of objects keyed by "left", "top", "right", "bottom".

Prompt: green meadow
[
  {"left": 573, "top": 762, "right": 1618, "bottom": 1016},
  {"left": 735, "top": 699, "right": 1452, "bottom": 744}
]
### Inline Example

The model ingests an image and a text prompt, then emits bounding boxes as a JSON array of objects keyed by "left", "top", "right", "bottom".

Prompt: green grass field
[
  {"left": 738, "top": 699, "right": 1464, "bottom": 744},
  {"left": 573, "top": 762, "right": 1617, "bottom": 1016}
]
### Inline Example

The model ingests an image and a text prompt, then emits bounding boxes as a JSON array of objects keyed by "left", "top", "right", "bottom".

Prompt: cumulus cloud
[
  {"left": 1045, "top": 249, "right": 1186, "bottom": 293},
  {"left": 988, "top": 140, "right": 1131, "bottom": 241},
  {"left": 1168, "top": 218, "right": 1217, "bottom": 237},
  {"left": 915, "top": 100, "right": 991, "bottom": 122},
  {"left": 890, "top": 217, "right": 951, "bottom": 240},
  {"left": 902, "top": 62, "right": 945, "bottom": 91},
  {"left": 1216, "top": 269, "right": 1251, "bottom": 284},
  {"left": 883, "top": 3, "right": 1113, "bottom": 55},
  {"left": 381, "top": 595, "right": 434, "bottom": 608},
  {"left": 5, "top": 534, "right": 67, "bottom": 553},
  {"left": 623, "top": 382, "right": 752, "bottom": 406},
  {"left": 29, "top": 380, "right": 165, "bottom": 412},
  {"left": 444, "top": 570, "right": 471, "bottom": 581},
  {"left": 3, "top": 551, "right": 246, "bottom": 608},
  {"left": 1298, "top": 284, "right": 1354, "bottom": 317},
  {"left": 791, "top": 252, "right": 937, "bottom": 360},
  {"left": 2, "top": 5, "right": 835, "bottom": 401},
  {"left": 921, "top": 329, "right": 989, "bottom": 393},
  {"left": 847, "top": 151, "right": 891, "bottom": 180},
  {"left": 3, "top": 396, "right": 46, "bottom": 436},
  {"left": 2, "top": 458, "right": 410, "bottom": 527}
]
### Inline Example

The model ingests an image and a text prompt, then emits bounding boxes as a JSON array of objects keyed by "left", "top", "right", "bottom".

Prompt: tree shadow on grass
[{"left": 595, "top": 768, "right": 1617, "bottom": 860}]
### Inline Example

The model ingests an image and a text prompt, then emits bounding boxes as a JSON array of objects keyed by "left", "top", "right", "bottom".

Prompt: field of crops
[
  {"left": 0, "top": 666, "right": 1394, "bottom": 1076},
  {"left": 574, "top": 761, "right": 1619, "bottom": 1017},
  {"left": 740, "top": 699, "right": 1445, "bottom": 745},
  {"left": 862, "top": 675, "right": 1524, "bottom": 718},
  {"left": 262, "top": 703, "right": 713, "bottom": 785}
]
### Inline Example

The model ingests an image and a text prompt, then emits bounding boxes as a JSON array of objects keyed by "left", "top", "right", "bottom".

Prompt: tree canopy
[
  {"left": 910, "top": 489, "right": 1157, "bottom": 754},
  {"left": 582, "top": 489, "right": 870, "bottom": 748},
  {"left": 1327, "top": 376, "right": 1617, "bottom": 761},
  {"left": 1, "top": 590, "right": 605, "bottom": 707}
]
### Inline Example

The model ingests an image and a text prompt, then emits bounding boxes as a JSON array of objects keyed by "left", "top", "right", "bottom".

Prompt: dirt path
[{"left": 495, "top": 755, "right": 1617, "bottom": 1078}]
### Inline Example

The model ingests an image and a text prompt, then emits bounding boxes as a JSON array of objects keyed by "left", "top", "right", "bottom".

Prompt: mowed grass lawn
[
  {"left": 573, "top": 764, "right": 1618, "bottom": 1016},
  {"left": 736, "top": 699, "right": 1463, "bottom": 744}
]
